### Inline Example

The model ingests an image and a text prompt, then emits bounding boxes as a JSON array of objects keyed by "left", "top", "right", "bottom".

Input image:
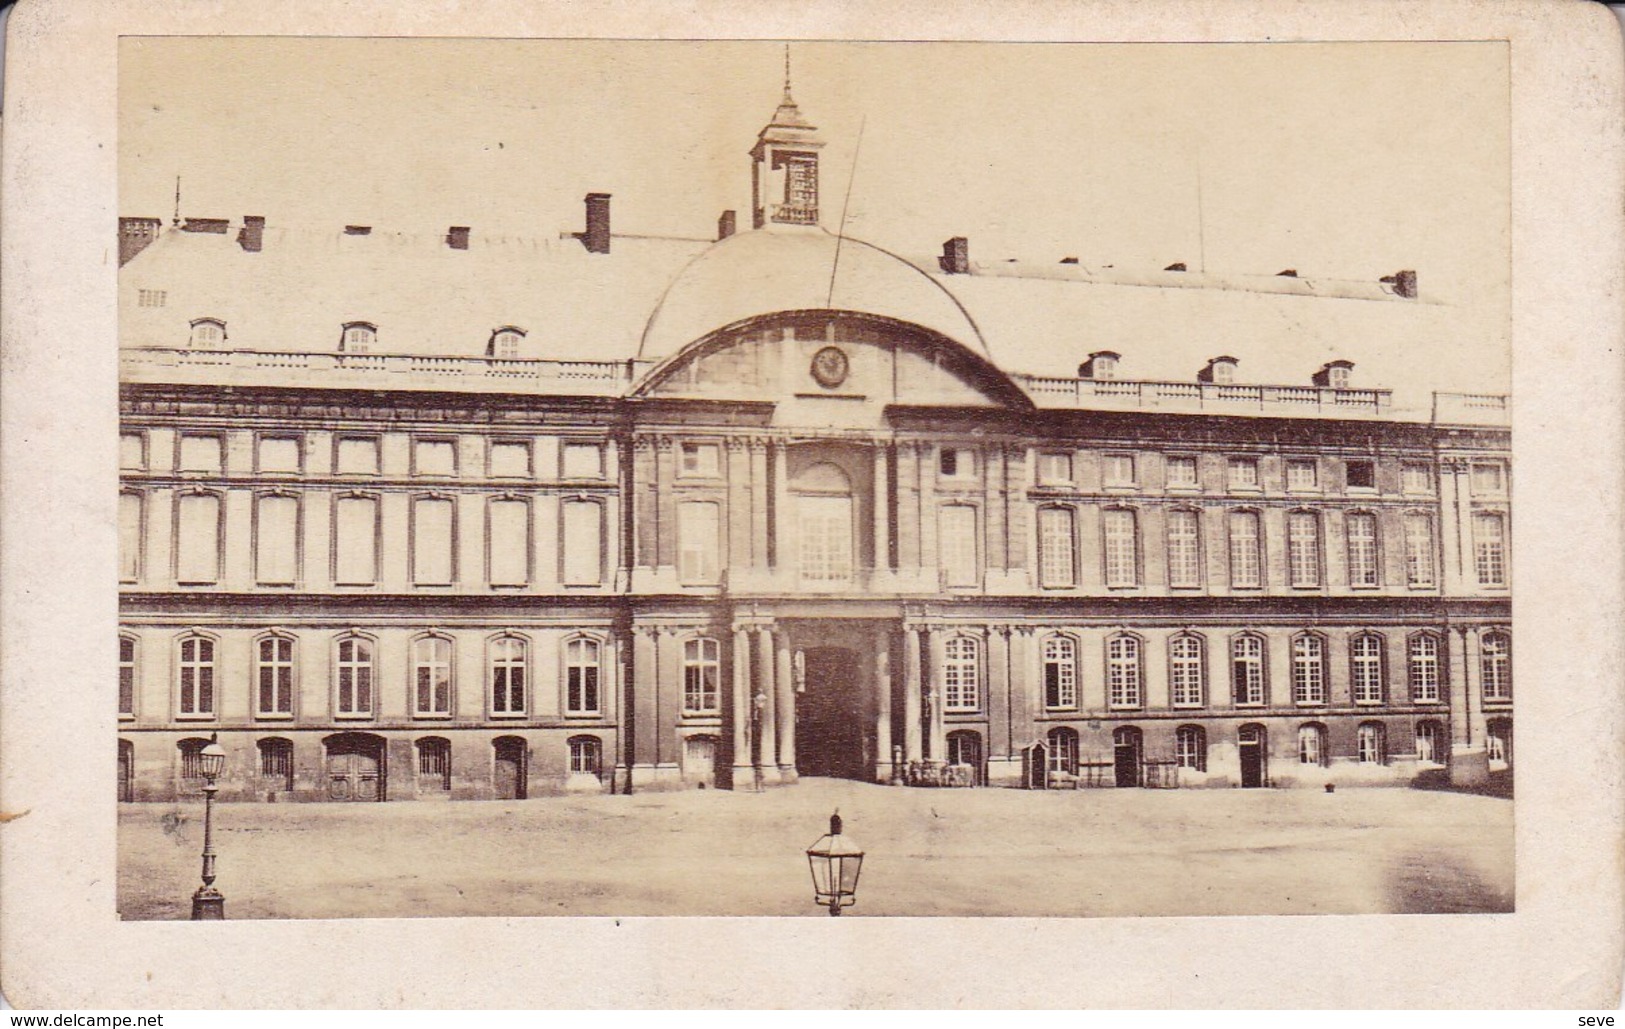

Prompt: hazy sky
[{"left": 120, "top": 37, "right": 1509, "bottom": 356}]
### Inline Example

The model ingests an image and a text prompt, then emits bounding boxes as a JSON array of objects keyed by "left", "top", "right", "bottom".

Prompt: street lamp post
[
  {"left": 190, "top": 733, "right": 227, "bottom": 920},
  {"left": 805, "top": 811, "right": 864, "bottom": 916}
]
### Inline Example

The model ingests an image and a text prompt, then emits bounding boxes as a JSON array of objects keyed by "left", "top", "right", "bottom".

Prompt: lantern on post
[
  {"left": 190, "top": 732, "right": 227, "bottom": 920},
  {"left": 805, "top": 811, "right": 864, "bottom": 915}
]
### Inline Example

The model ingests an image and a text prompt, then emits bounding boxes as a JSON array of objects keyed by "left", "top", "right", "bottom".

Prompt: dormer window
[
  {"left": 1079, "top": 351, "right": 1121, "bottom": 380},
  {"left": 340, "top": 322, "right": 377, "bottom": 353},
  {"left": 1313, "top": 360, "right": 1355, "bottom": 389},
  {"left": 488, "top": 326, "right": 527, "bottom": 359},
  {"left": 189, "top": 318, "right": 226, "bottom": 348},
  {"left": 1199, "top": 356, "right": 1239, "bottom": 385}
]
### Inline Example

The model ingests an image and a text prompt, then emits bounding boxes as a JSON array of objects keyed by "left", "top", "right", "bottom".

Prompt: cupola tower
[{"left": 750, "top": 50, "right": 825, "bottom": 230}]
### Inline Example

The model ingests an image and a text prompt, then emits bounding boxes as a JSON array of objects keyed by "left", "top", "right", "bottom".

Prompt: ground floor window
[
  {"left": 417, "top": 736, "right": 451, "bottom": 790},
  {"left": 1298, "top": 723, "right": 1327, "bottom": 767},
  {"left": 569, "top": 736, "right": 603, "bottom": 779},
  {"left": 1357, "top": 722, "right": 1387, "bottom": 765},
  {"left": 1174, "top": 725, "right": 1206, "bottom": 771},
  {"left": 1415, "top": 720, "right": 1446, "bottom": 766},
  {"left": 1047, "top": 727, "right": 1078, "bottom": 776},
  {"left": 258, "top": 737, "right": 294, "bottom": 790}
]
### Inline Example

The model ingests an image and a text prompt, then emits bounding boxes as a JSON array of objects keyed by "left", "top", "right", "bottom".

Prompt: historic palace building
[{"left": 116, "top": 83, "right": 1511, "bottom": 802}]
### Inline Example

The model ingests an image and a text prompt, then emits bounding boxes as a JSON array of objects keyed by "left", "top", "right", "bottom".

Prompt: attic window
[
  {"left": 340, "top": 322, "right": 376, "bottom": 353},
  {"left": 1091, "top": 354, "right": 1118, "bottom": 380},
  {"left": 137, "top": 289, "right": 167, "bottom": 308},
  {"left": 1328, "top": 365, "right": 1350, "bottom": 389},
  {"left": 189, "top": 318, "right": 226, "bottom": 348},
  {"left": 488, "top": 327, "right": 527, "bottom": 359}
]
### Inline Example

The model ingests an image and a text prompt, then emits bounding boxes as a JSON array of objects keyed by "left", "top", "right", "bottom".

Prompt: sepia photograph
[{"left": 111, "top": 35, "right": 1517, "bottom": 922}]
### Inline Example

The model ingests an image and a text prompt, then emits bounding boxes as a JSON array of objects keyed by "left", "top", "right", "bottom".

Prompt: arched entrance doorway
[
  {"left": 1238, "top": 723, "right": 1269, "bottom": 788},
  {"left": 795, "top": 646, "right": 867, "bottom": 779},
  {"left": 1113, "top": 726, "right": 1143, "bottom": 787},
  {"left": 946, "top": 729, "right": 984, "bottom": 786},
  {"left": 324, "top": 732, "right": 386, "bottom": 801},
  {"left": 682, "top": 734, "right": 718, "bottom": 788},
  {"left": 493, "top": 736, "right": 528, "bottom": 800}
]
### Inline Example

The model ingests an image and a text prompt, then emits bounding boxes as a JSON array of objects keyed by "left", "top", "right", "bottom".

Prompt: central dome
[{"left": 638, "top": 228, "right": 987, "bottom": 362}]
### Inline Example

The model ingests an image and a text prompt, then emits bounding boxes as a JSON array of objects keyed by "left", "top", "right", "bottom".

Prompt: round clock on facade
[{"left": 811, "top": 346, "right": 850, "bottom": 388}]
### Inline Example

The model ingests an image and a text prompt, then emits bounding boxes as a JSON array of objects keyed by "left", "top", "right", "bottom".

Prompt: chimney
[
  {"left": 717, "top": 210, "right": 737, "bottom": 241},
  {"left": 446, "top": 226, "right": 470, "bottom": 250},
  {"left": 180, "top": 217, "right": 229, "bottom": 234},
  {"left": 118, "top": 217, "right": 161, "bottom": 266},
  {"left": 1060, "top": 256, "right": 1079, "bottom": 265},
  {"left": 1380, "top": 269, "right": 1418, "bottom": 299},
  {"left": 1276, "top": 268, "right": 1298, "bottom": 278},
  {"left": 939, "top": 236, "right": 970, "bottom": 275},
  {"left": 1164, "top": 262, "right": 1187, "bottom": 272},
  {"left": 237, "top": 215, "right": 265, "bottom": 253},
  {"left": 581, "top": 193, "right": 611, "bottom": 254},
  {"left": 343, "top": 224, "right": 372, "bottom": 236}
]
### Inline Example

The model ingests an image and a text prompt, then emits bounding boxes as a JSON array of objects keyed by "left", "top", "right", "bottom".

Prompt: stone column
[
  {"left": 1464, "top": 626, "right": 1489, "bottom": 744},
  {"left": 630, "top": 626, "right": 659, "bottom": 787},
  {"left": 1448, "top": 625, "right": 1471, "bottom": 745},
  {"left": 732, "top": 627, "right": 752, "bottom": 788},
  {"left": 726, "top": 438, "right": 751, "bottom": 569},
  {"left": 654, "top": 436, "right": 676, "bottom": 570},
  {"left": 755, "top": 627, "right": 780, "bottom": 784},
  {"left": 988, "top": 625, "right": 1010, "bottom": 759},
  {"left": 897, "top": 442, "right": 921, "bottom": 571},
  {"left": 873, "top": 443, "right": 890, "bottom": 575},
  {"left": 771, "top": 439, "right": 790, "bottom": 571},
  {"left": 776, "top": 631, "right": 796, "bottom": 780},
  {"left": 1448, "top": 624, "right": 1489, "bottom": 785},
  {"left": 927, "top": 627, "right": 947, "bottom": 760},
  {"left": 874, "top": 629, "right": 893, "bottom": 782},
  {"left": 904, "top": 626, "right": 923, "bottom": 762},
  {"left": 749, "top": 438, "right": 771, "bottom": 570},
  {"left": 919, "top": 445, "right": 938, "bottom": 576}
]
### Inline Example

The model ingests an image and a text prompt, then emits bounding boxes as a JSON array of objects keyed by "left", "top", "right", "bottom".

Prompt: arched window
[
  {"left": 176, "top": 634, "right": 216, "bottom": 718},
  {"left": 1287, "top": 511, "right": 1321, "bottom": 588},
  {"left": 1175, "top": 725, "right": 1207, "bottom": 771},
  {"left": 569, "top": 736, "right": 604, "bottom": 779},
  {"left": 339, "top": 321, "right": 376, "bottom": 353},
  {"left": 1357, "top": 722, "right": 1388, "bottom": 765},
  {"left": 189, "top": 317, "right": 226, "bottom": 348},
  {"left": 1166, "top": 509, "right": 1201, "bottom": 588},
  {"left": 1106, "top": 634, "right": 1142, "bottom": 708},
  {"left": 1047, "top": 726, "right": 1079, "bottom": 776},
  {"left": 1231, "top": 634, "right": 1266, "bottom": 706},
  {"left": 1169, "top": 634, "right": 1205, "bottom": 707},
  {"left": 1345, "top": 512, "right": 1379, "bottom": 587},
  {"left": 488, "top": 326, "right": 527, "bottom": 359},
  {"left": 797, "top": 463, "right": 855, "bottom": 584},
  {"left": 1037, "top": 506, "right": 1077, "bottom": 588},
  {"left": 683, "top": 638, "right": 721, "bottom": 713},
  {"left": 1291, "top": 634, "right": 1326, "bottom": 705},
  {"left": 1481, "top": 631, "right": 1511, "bottom": 700},
  {"left": 258, "top": 737, "right": 294, "bottom": 791},
  {"left": 565, "top": 636, "right": 601, "bottom": 715},
  {"left": 119, "top": 634, "right": 137, "bottom": 718},
  {"left": 942, "top": 636, "right": 980, "bottom": 711},
  {"left": 1473, "top": 513, "right": 1507, "bottom": 587},
  {"left": 488, "top": 635, "right": 527, "bottom": 717},
  {"left": 1414, "top": 720, "right": 1446, "bottom": 766},
  {"left": 416, "top": 736, "right": 451, "bottom": 791},
  {"left": 411, "top": 634, "right": 454, "bottom": 717},
  {"left": 1408, "top": 633, "right": 1442, "bottom": 703},
  {"left": 1297, "top": 723, "right": 1327, "bottom": 766},
  {"left": 1228, "top": 510, "right": 1262, "bottom": 588},
  {"left": 1350, "top": 633, "right": 1385, "bottom": 705},
  {"left": 1102, "top": 508, "right": 1139, "bottom": 587},
  {"left": 255, "top": 633, "right": 295, "bottom": 718},
  {"left": 1041, "top": 635, "right": 1077, "bottom": 710},
  {"left": 334, "top": 634, "right": 375, "bottom": 718}
]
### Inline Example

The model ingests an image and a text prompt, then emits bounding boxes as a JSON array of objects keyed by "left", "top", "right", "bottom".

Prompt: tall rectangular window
[
  {"left": 1102, "top": 453, "right": 1136, "bottom": 487},
  {"left": 256, "top": 636, "right": 295, "bottom": 717},
  {"left": 562, "top": 442, "right": 604, "bottom": 479},
  {"left": 1345, "top": 512, "right": 1379, "bottom": 588},
  {"left": 1286, "top": 459, "right": 1319, "bottom": 491},
  {"left": 119, "top": 491, "right": 144, "bottom": 582},
  {"left": 175, "top": 492, "right": 221, "bottom": 583},
  {"left": 677, "top": 501, "right": 720, "bottom": 584},
  {"left": 335, "top": 637, "right": 374, "bottom": 717},
  {"left": 488, "top": 498, "right": 531, "bottom": 586},
  {"left": 255, "top": 494, "right": 299, "bottom": 585},
  {"left": 1037, "top": 507, "right": 1076, "bottom": 588},
  {"left": 939, "top": 505, "right": 979, "bottom": 587},
  {"left": 799, "top": 495, "right": 855, "bottom": 584},
  {"left": 1169, "top": 635, "right": 1205, "bottom": 707},
  {"left": 1481, "top": 632, "right": 1511, "bottom": 700},
  {"left": 335, "top": 437, "right": 380, "bottom": 475},
  {"left": 1409, "top": 635, "right": 1441, "bottom": 702},
  {"left": 1107, "top": 636, "right": 1141, "bottom": 708},
  {"left": 1228, "top": 511, "right": 1262, "bottom": 588},
  {"left": 942, "top": 636, "right": 980, "bottom": 711},
  {"left": 333, "top": 495, "right": 378, "bottom": 585},
  {"left": 412, "top": 636, "right": 453, "bottom": 717},
  {"left": 412, "top": 497, "right": 455, "bottom": 585},
  {"left": 120, "top": 433, "right": 147, "bottom": 471},
  {"left": 1351, "top": 635, "right": 1385, "bottom": 704},
  {"left": 119, "top": 636, "right": 136, "bottom": 717},
  {"left": 1292, "top": 636, "right": 1326, "bottom": 705},
  {"left": 489, "top": 636, "right": 526, "bottom": 717},
  {"left": 1287, "top": 511, "right": 1321, "bottom": 587},
  {"left": 1102, "top": 508, "right": 1138, "bottom": 587},
  {"left": 1232, "top": 635, "right": 1265, "bottom": 706},
  {"left": 177, "top": 636, "right": 215, "bottom": 717},
  {"left": 565, "top": 638, "right": 601, "bottom": 715},
  {"left": 414, "top": 439, "right": 458, "bottom": 477},
  {"left": 178, "top": 434, "right": 223, "bottom": 474},
  {"left": 257, "top": 436, "right": 301, "bottom": 474},
  {"left": 1166, "top": 509, "right": 1201, "bottom": 588},
  {"left": 488, "top": 441, "right": 531, "bottom": 478},
  {"left": 1404, "top": 514, "right": 1436, "bottom": 587},
  {"left": 1042, "top": 636, "right": 1076, "bottom": 709},
  {"left": 683, "top": 638, "right": 720, "bottom": 713},
  {"left": 1474, "top": 513, "right": 1507, "bottom": 586},
  {"left": 561, "top": 500, "right": 603, "bottom": 586},
  {"left": 1165, "top": 455, "right": 1198, "bottom": 489}
]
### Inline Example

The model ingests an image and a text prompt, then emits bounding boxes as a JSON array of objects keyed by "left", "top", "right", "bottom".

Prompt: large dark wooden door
[
  {"left": 1113, "top": 727, "right": 1143, "bottom": 787},
  {"left": 493, "top": 737, "right": 527, "bottom": 800},
  {"left": 795, "top": 647, "right": 866, "bottom": 779},
  {"left": 1239, "top": 725, "right": 1266, "bottom": 788},
  {"left": 326, "top": 734, "right": 384, "bottom": 801}
]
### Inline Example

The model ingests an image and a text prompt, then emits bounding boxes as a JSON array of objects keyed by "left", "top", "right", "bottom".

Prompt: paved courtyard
[{"left": 117, "top": 780, "right": 1513, "bottom": 920}]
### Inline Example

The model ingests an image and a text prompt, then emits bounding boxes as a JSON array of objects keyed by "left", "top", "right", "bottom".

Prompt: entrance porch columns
[
  {"left": 776, "top": 632, "right": 796, "bottom": 779},
  {"left": 903, "top": 627, "right": 923, "bottom": 762},
  {"left": 1448, "top": 625, "right": 1471, "bottom": 746},
  {"left": 732, "top": 627, "right": 752, "bottom": 788},
  {"left": 755, "top": 628, "right": 780, "bottom": 784},
  {"left": 874, "top": 631, "right": 893, "bottom": 783}
]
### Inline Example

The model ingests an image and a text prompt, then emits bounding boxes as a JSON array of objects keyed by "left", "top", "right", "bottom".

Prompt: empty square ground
[{"left": 117, "top": 780, "right": 1513, "bottom": 920}]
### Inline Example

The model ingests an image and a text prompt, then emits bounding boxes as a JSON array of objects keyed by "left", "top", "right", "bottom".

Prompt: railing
[
  {"left": 1432, "top": 391, "right": 1511, "bottom": 426},
  {"left": 1014, "top": 375, "right": 1396, "bottom": 418},
  {"left": 121, "top": 348, "right": 639, "bottom": 393}
]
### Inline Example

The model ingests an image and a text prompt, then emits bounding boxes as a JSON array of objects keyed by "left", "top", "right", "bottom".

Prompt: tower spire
[{"left": 783, "top": 44, "right": 793, "bottom": 103}]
